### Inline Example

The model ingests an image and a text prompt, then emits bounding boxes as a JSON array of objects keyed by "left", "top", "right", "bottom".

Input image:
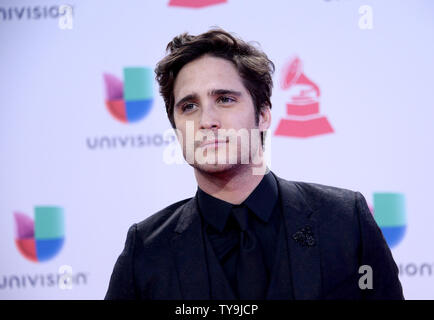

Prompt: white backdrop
[{"left": 1, "top": 0, "right": 433, "bottom": 299}]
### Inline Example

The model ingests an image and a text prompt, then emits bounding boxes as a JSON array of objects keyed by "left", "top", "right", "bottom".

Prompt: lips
[{"left": 199, "top": 139, "right": 228, "bottom": 148}]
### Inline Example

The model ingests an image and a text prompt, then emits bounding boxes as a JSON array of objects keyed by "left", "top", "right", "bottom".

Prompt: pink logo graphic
[
  {"left": 168, "top": 0, "right": 227, "bottom": 8},
  {"left": 274, "top": 57, "right": 334, "bottom": 138}
]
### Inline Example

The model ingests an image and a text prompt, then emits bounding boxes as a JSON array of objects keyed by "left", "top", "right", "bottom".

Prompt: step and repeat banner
[{"left": 1, "top": 0, "right": 433, "bottom": 299}]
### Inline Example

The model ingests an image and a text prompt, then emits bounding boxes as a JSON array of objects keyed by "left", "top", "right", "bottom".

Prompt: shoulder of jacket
[
  {"left": 276, "top": 175, "right": 360, "bottom": 213},
  {"left": 295, "top": 180, "right": 357, "bottom": 200},
  {"left": 134, "top": 197, "right": 192, "bottom": 239}
]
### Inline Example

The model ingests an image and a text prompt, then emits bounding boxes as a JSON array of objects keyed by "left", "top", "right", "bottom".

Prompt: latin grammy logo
[
  {"left": 168, "top": 0, "right": 227, "bottom": 8},
  {"left": 274, "top": 56, "right": 334, "bottom": 138}
]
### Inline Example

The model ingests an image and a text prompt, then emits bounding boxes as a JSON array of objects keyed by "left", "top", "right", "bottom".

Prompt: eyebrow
[
  {"left": 174, "top": 89, "right": 242, "bottom": 109},
  {"left": 209, "top": 89, "right": 242, "bottom": 97},
  {"left": 175, "top": 94, "right": 198, "bottom": 109}
]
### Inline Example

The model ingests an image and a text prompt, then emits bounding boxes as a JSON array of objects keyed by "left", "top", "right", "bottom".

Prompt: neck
[{"left": 194, "top": 163, "right": 268, "bottom": 205}]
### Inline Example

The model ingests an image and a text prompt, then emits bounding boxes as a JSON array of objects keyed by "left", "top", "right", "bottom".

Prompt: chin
[
  {"left": 192, "top": 162, "right": 240, "bottom": 175},
  {"left": 184, "top": 144, "right": 258, "bottom": 175}
]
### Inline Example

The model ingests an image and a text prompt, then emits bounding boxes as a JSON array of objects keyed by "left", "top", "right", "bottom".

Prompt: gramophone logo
[
  {"left": 371, "top": 193, "right": 407, "bottom": 248},
  {"left": 103, "top": 67, "right": 153, "bottom": 123},
  {"left": 14, "top": 206, "right": 64, "bottom": 262},
  {"left": 168, "top": 0, "right": 227, "bottom": 8},
  {"left": 274, "top": 57, "right": 334, "bottom": 138}
]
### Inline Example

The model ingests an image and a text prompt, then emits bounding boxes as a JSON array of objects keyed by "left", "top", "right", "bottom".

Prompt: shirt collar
[
  {"left": 197, "top": 171, "right": 278, "bottom": 232},
  {"left": 197, "top": 187, "right": 233, "bottom": 233},
  {"left": 244, "top": 171, "right": 278, "bottom": 223}
]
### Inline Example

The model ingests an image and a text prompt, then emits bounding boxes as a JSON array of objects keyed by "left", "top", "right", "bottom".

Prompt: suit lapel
[
  {"left": 274, "top": 173, "right": 322, "bottom": 300},
  {"left": 170, "top": 197, "right": 210, "bottom": 299},
  {"left": 265, "top": 214, "right": 294, "bottom": 299}
]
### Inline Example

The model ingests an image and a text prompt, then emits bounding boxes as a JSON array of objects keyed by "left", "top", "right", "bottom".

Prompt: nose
[{"left": 199, "top": 106, "right": 220, "bottom": 130}]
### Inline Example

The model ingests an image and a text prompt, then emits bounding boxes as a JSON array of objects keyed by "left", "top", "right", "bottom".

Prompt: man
[{"left": 105, "top": 29, "right": 404, "bottom": 300}]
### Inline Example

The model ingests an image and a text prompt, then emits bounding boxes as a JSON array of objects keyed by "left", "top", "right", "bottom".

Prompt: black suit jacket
[{"left": 105, "top": 172, "right": 404, "bottom": 300}]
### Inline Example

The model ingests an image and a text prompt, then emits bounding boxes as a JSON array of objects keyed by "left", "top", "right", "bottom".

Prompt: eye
[
  {"left": 217, "top": 96, "right": 236, "bottom": 104},
  {"left": 181, "top": 103, "right": 197, "bottom": 113}
]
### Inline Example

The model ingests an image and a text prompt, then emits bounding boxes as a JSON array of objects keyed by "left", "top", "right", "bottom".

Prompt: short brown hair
[{"left": 155, "top": 28, "right": 275, "bottom": 133}]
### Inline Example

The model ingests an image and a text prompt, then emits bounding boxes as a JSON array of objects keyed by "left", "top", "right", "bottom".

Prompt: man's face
[{"left": 172, "top": 55, "right": 270, "bottom": 174}]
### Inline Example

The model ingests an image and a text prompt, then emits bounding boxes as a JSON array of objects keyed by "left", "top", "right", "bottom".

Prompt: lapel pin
[{"left": 292, "top": 225, "right": 316, "bottom": 247}]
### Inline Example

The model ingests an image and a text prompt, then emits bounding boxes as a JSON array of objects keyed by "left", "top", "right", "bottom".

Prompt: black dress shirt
[{"left": 197, "top": 171, "right": 281, "bottom": 296}]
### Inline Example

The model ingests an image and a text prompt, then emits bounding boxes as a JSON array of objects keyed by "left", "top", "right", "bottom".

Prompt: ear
[{"left": 258, "top": 105, "right": 271, "bottom": 132}]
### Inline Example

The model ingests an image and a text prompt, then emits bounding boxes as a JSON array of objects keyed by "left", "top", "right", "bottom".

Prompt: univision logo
[
  {"left": 371, "top": 193, "right": 406, "bottom": 248},
  {"left": 14, "top": 206, "right": 64, "bottom": 262},
  {"left": 103, "top": 67, "right": 153, "bottom": 123},
  {"left": 0, "top": 5, "right": 73, "bottom": 21}
]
